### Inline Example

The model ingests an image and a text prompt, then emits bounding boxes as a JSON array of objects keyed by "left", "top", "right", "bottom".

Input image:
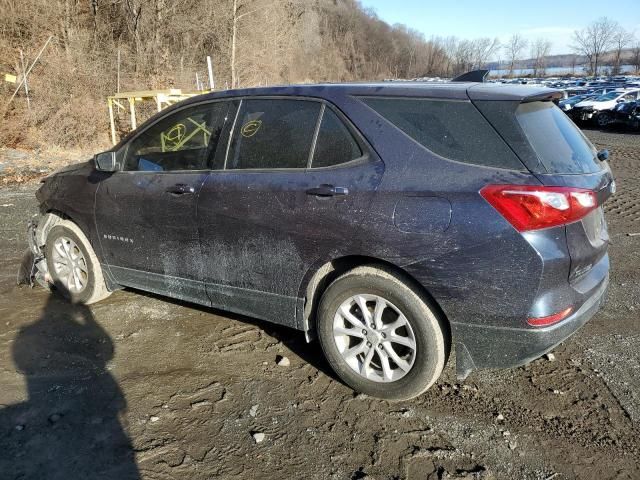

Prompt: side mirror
[
  {"left": 597, "top": 149, "right": 609, "bottom": 162},
  {"left": 616, "top": 98, "right": 625, "bottom": 103},
  {"left": 94, "top": 151, "right": 118, "bottom": 172}
]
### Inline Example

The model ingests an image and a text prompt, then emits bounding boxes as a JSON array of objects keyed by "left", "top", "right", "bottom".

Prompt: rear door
[
  {"left": 95, "top": 100, "right": 234, "bottom": 303},
  {"left": 197, "top": 98, "right": 382, "bottom": 327}
]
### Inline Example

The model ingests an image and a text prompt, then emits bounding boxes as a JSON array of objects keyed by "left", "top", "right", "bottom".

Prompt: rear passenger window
[
  {"left": 361, "top": 97, "right": 524, "bottom": 170},
  {"left": 227, "top": 99, "right": 321, "bottom": 170},
  {"left": 312, "top": 108, "right": 362, "bottom": 168}
]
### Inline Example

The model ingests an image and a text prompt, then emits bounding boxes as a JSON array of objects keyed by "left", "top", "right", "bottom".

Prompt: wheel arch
[
  {"left": 39, "top": 209, "right": 120, "bottom": 292},
  {"left": 299, "top": 255, "right": 451, "bottom": 347}
]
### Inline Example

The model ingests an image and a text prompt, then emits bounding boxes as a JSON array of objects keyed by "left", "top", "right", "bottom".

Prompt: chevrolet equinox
[{"left": 28, "top": 81, "right": 614, "bottom": 400}]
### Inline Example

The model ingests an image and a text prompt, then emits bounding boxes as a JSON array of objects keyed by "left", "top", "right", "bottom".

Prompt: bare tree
[
  {"left": 611, "top": 27, "right": 634, "bottom": 75},
  {"left": 531, "top": 38, "right": 552, "bottom": 77},
  {"left": 632, "top": 40, "right": 640, "bottom": 74},
  {"left": 571, "top": 17, "right": 618, "bottom": 77},
  {"left": 504, "top": 33, "right": 527, "bottom": 78},
  {"left": 470, "top": 37, "right": 500, "bottom": 70},
  {"left": 8, "top": 1, "right": 636, "bottom": 153}
]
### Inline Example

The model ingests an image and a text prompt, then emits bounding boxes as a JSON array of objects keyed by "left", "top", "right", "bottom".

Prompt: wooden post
[
  {"left": 231, "top": 0, "right": 237, "bottom": 88},
  {"left": 207, "top": 55, "right": 215, "bottom": 90},
  {"left": 128, "top": 97, "right": 136, "bottom": 130},
  {"left": 19, "top": 49, "right": 31, "bottom": 114},
  {"left": 3, "top": 36, "right": 52, "bottom": 114},
  {"left": 117, "top": 48, "right": 121, "bottom": 93},
  {"left": 108, "top": 98, "right": 116, "bottom": 145}
]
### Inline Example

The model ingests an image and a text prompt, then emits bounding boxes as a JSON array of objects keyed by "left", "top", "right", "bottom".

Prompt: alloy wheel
[
  {"left": 332, "top": 294, "right": 417, "bottom": 382},
  {"left": 51, "top": 236, "right": 88, "bottom": 293}
]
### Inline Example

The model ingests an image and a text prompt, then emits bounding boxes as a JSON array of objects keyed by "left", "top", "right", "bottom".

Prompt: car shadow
[
  {"left": 0, "top": 284, "right": 140, "bottom": 480},
  {"left": 132, "top": 288, "right": 343, "bottom": 385}
]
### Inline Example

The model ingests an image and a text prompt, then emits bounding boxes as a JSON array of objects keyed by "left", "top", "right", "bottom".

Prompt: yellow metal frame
[{"left": 107, "top": 89, "right": 201, "bottom": 145}]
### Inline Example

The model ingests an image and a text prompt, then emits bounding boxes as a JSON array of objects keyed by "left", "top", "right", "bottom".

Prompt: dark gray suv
[{"left": 28, "top": 81, "right": 613, "bottom": 399}]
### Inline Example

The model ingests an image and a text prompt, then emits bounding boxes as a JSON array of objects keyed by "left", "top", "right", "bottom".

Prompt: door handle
[
  {"left": 165, "top": 184, "right": 195, "bottom": 195},
  {"left": 305, "top": 184, "right": 349, "bottom": 197}
]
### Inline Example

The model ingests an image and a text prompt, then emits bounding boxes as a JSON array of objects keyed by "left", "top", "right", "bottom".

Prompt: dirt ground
[{"left": 0, "top": 129, "right": 639, "bottom": 480}]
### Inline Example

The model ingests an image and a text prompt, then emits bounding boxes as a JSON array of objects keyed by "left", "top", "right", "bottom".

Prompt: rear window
[
  {"left": 516, "top": 102, "right": 601, "bottom": 174},
  {"left": 361, "top": 97, "right": 523, "bottom": 170}
]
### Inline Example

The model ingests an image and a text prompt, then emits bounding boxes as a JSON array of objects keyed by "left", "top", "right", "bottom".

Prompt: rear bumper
[{"left": 453, "top": 272, "right": 609, "bottom": 379}]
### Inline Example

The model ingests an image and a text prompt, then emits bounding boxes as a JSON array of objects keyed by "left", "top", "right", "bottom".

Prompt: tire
[
  {"left": 596, "top": 112, "right": 611, "bottom": 128},
  {"left": 45, "top": 221, "right": 111, "bottom": 304},
  {"left": 316, "top": 265, "right": 448, "bottom": 400}
]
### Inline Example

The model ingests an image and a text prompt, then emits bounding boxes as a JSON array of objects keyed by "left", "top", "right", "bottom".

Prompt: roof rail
[{"left": 452, "top": 69, "right": 489, "bottom": 83}]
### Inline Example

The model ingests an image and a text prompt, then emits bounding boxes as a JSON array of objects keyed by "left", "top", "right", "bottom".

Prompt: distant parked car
[
  {"left": 559, "top": 94, "right": 597, "bottom": 112},
  {"left": 28, "top": 81, "right": 614, "bottom": 400},
  {"left": 570, "top": 89, "right": 640, "bottom": 126},
  {"left": 610, "top": 100, "right": 640, "bottom": 130}
]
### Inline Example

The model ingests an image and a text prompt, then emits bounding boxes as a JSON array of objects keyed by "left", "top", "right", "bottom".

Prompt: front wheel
[
  {"left": 45, "top": 221, "right": 111, "bottom": 304},
  {"left": 317, "top": 265, "right": 449, "bottom": 400}
]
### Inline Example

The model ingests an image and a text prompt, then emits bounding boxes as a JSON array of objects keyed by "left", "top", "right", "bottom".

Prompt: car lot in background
[{"left": 569, "top": 89, "right": 640, "bottom": 127}]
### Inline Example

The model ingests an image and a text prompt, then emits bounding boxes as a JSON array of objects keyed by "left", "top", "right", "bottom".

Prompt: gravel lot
[{"left": 0, "top": 129, "right": 638, "bottom": 480}]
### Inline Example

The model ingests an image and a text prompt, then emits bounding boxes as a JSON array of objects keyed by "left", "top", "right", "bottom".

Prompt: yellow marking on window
[
  {"left": 241, "top": 120, "right": 262, "bottom": 137},
  {"left": 160, "top": 118, "right": 212, "bottom": 152}
]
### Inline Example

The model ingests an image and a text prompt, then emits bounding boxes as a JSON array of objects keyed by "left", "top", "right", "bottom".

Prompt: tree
[
  {"left": 504, "top": 33, "right": 527, "bottom": 78},
  {"left": 571, "top": 17, "right": 618, "bottom": 77},
  {"left": 531, "top": 38, "right": 552, "bottom": 77},
  {"left": 632, "top": 40, "right": 640, "bottom": 74},
  {"left": 471, "top": 37, "right": 501, "bottom": 70},
  {"left": 611, "top": 27, "right": 634, "bottom": 75}
]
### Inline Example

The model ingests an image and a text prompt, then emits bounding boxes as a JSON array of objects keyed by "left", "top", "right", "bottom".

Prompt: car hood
[
  {"left": 43, "top": 159, "right": 93, "bottom": 180},
  {"left": 575, "top": 100, "right": 614, "bottom": 109}
]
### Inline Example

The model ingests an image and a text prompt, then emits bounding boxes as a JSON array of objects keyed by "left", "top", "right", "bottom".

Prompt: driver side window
[{"left": 123, "top": 102, "right": 230, "bottom": 172}]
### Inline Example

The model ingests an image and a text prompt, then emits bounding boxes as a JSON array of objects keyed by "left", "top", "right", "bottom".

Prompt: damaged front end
[{"left": 17, "top": 215, "right": 53, "bottom": 288}]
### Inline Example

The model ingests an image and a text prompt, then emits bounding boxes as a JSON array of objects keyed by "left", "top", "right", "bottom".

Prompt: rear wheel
[
  {"left": 596, "top": 112, "right": 611, "bottom": 128},
  {"left": 317, "top": 265, "right": 448, "bottom": 400},
  {"left": 45, "top": 221, "right": 111, "bottom": 304}
]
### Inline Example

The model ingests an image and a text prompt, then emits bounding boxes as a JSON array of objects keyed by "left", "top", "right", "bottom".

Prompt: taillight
[
  {"left": 480, "top": 185, "right": 598, "bottom": 232},
  {"left": 527, "top": 306, "right": 573, "bottom": 327}
]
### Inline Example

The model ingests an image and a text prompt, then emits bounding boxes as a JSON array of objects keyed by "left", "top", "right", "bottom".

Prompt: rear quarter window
[
  {"left": 312, "top": 108, "right": 363, "bottom": 168},
  {"left": 361, "top": 97, "right": 524, "bottom": 170},
  {"left": 516, "top": 102, "right": 601, "bottom": 174}
]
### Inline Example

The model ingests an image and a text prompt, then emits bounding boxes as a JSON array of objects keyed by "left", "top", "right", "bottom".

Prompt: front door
[{"left": 95, "top": 100, "right": 234, "bottom": 304}]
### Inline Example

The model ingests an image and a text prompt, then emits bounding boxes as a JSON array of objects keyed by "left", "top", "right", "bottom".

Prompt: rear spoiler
[
  {"left": 467, "top": 83, "right": 564, "bottom": 102},
  {"left": 452, "top": 70, "right": 489, "bottom": 83},
  {"left": 520, "top": 91, "right": 564, "bottom": 102}
]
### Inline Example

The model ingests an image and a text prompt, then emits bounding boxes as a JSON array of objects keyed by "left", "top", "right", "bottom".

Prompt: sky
[{"left": 359, "top": 0, "right": 640, "bottom": 57}]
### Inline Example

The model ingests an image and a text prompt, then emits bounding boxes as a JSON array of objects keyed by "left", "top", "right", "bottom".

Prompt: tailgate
[{"left": 471, "top": 95, "right": 615, "bottom": 282}]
